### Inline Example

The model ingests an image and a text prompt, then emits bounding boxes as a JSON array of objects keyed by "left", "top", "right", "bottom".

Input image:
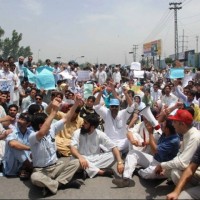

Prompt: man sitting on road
[
  {"left": 29, "top": 96, "right": 82, "bottom": 196},
  {"left": 70, "top": 113, "right": 124, "bottom": 179}
]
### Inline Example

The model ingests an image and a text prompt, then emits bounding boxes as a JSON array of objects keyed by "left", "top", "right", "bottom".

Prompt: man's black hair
[
  {"left": 31, "top": 112, "right": 48, "bottom": 131},
  {"left": 84, "top": 113, "right": 100, "bottom": 128}
]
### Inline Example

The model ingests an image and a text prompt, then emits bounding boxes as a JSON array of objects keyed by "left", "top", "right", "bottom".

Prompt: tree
[
  {"left": 0, "top": 27, "right": 5, "bottom": 51},
  {"left": 165, "top": 57, "right": 173, "bottom": 65},
  {"left": 0, "top": 28, "right": 33, "bottom": 60}
]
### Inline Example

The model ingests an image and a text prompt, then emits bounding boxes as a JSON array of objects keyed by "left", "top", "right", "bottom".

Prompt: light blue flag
[
  {"left": 36, "top": 68, "right": 55, "bottom": 90},
  {"left": 23, "top": 68, "right": 36, "bottom": 84},
  {"left": 84, "top": 84, "right": 93, "bottom": 99},
  {"left": 36, "top": 66, "right": 54, "bottom": 74},
  {"left": 169, "top": 68, "right": 184, "bottom": 79}
]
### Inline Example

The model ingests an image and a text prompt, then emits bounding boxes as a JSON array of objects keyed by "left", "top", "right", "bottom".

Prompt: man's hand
[
  {"left": 155, "top": 164, "right": 164, "bottom": 175},
  {"left": 79, "top": 157, "right": 89, "bottom": 170},
  {"left": 117, "top": 163, "right": 124, "bottom": 174},
  {"left": 145, "top": 122, "right": 154, "bottom": 134},
  {"left": 166, "top": 191, "right": 179, "bottom": 200},
  {"left": 51, "top": 97, "right": 62, "bottom": 112}
]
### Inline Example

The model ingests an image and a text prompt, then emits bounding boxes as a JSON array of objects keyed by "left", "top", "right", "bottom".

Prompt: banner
[
  {"left": 59, "top": 71, "right": 73, "bottom": 80},
  {"left": 36, "top": 68, "right": 55, "bottom": 90},
  {"left": 77, "top": 70, "right": 90, "bottom": 81},
  {"left": 25, "top": 68, "right": 55, "bottom": 90},
  {"left": 83, "top": 84, "right": 93, "bottom": 99},
  {"left": 0, "top": 79, "right": 12, "bottom": 91},
  {"left": 36, "top": 66, "right": 54, "bottom": 74},
  {"left": 130, "top": 62, "right": 141, "bottom": 70},
  {"left": 24, "top": 68, "right": 36, "bottom": 84},
  {"left": 169, "top": 68, "right": 184, "bottom": 79},
  {"left": 134, "top": 70, "right": 144, "bottom": 78}
]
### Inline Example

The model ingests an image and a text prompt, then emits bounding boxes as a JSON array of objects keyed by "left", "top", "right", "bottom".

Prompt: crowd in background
[{"left": 0, "top": 55, "right": 200, "bottom": 199}]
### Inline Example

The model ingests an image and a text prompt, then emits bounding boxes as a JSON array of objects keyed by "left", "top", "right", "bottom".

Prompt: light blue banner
[
  {"left": 84, "top": 84, "right": 93, "bottom": 99},
  {"left": 169, "top": 68, "right": 184, "bottom": 79},
  {"left": 24, "top": 68, "right": 36, "bottom": 84},
  {"left": 36, "top": 66, "right": 54, "bottom": 74},
  {"left": 25, "top": 68, "right": 55, "bottom": 90}
]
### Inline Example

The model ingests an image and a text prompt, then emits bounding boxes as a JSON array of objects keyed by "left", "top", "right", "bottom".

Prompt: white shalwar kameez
[
  {"left": 94, "top": 104, "right": 135, "bottom": 152},
  {"left": 71, "top": 128, "right": 117, "bottom": 178}
]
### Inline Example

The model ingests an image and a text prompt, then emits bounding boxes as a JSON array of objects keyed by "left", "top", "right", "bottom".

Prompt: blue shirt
[
  {"left": 3, "top": 127, "right": 32, "bottom": 175},
  {"left": 29, "top": 119, "right": 65, "bottom": 168},
  {"left": 154, "top": 134, "right": 180, "bottom": 163}
]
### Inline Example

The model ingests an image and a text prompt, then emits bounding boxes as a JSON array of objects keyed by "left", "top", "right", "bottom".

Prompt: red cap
[{"left": 168, "top": 109, "right": 193, "bottom": 125}]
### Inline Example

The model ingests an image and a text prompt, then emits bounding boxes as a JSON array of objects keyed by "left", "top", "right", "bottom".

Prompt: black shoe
[
  {"left": 56, "top": 151, "right": 62, "bottom": 158},
  {"left": 0, "top": 163, "right": 3, "bottom": 173},
  {"left": 101, "top": 168, "right": 114, "bottom": 178},
  {"left": 64, "top": 180, "right": 83, "bottom": 189},
  {"left": 112, "top": 178, "right": 135, "bottom": 188},
  {"left": 132, "top": 167, "right": 144, "bottom": 177},
  {"left": 166, "top": 179, "right": 175, "bottom": 185},
  {"left": 42, "top": 187, "right": 55, "bottom": 197},
  {"left": 82, "top": 170, "right": 89, "bottom": 180}
]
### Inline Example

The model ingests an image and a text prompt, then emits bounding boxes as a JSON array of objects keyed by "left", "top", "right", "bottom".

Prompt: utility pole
[
  {"left": 133, "top": 44, "right": 138, "bottom": 62},
  {"left": 169, "top": 2, "right": 182, "bottom": 60},
  {"left": 196, "top": 36, "right": 199, "bottom": 53},
  {"left": 179, "top": 29, "right": 188, "bottom": 52}
]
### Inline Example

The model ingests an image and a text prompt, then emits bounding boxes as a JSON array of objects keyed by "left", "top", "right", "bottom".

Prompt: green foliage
[
  {"left": 0, "top": 27, "right": 33, "bottom": 60},
  {"left": 165, "top": 57, "right": 173, "bottom": 64}
]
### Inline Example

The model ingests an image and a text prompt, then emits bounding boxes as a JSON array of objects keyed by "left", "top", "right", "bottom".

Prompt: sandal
[{"left": 19, "top": 169, "right": 30, "bottom": 180}]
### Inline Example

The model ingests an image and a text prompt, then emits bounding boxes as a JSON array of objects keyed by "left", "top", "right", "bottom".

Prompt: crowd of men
[{"left": 0, "top": 55, "right": 200, "bottom": 199}]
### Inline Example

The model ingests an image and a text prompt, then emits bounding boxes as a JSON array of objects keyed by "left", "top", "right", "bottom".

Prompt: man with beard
[
  {"left": 70, "top": 113, "right": 124, "bottom": 179},
  {"left": 14, "top": 56, "right": 25, "bottom": 82}
]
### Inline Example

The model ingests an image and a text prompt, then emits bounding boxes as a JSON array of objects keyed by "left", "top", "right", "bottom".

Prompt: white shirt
[
  {"left": 71, "top": 128, "right": 116, "bottom": 156},
  {"left": 94, "top": 104, "right": 135, "bottom": 150},
  {"left": 150, "top": 89, "right": 162, "bottom": 102},
  {"left": 96, "top": 70, "right": 107, "bottom": 85},
  {"left": 161, "top": 127, "right": 200, "bottom": 176}
]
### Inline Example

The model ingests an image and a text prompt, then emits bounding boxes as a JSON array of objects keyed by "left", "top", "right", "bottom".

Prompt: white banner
[
  {"left": 130, "top": 62, "right": 141, "bottom": 70},
  {"left": 77, "top": 70, "right": 90, "bottom": 81},
  {"left": 59, "top": 71, "right": 73, "bottom": 80},
  {"left": 0, "top": 79, "right": 13, "bottom": 91},
  {"left": 134, "top": 70, "right": 144, "bottom": 78}
]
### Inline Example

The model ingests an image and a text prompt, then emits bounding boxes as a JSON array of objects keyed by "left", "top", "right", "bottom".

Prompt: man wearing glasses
[{"left": 94, "top": 85, "right": 137, "bottom": 154}]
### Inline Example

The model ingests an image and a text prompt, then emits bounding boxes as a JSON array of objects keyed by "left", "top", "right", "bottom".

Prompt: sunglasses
[{"left": 110, "top": 105, "right": 119, "bottom": 109}]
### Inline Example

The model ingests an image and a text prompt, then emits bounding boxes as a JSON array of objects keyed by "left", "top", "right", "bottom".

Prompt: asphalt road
[{"left": 0, "top": 158, "right": 175, "bottom": 199}]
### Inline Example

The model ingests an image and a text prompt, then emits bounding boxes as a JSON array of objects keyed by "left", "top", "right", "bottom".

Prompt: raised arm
[
  {"left": 109, "top": 81, "right": 121, "bottom": 102},
  {"left": 36, "top": 97, "right": 61, "bottom": 141},
  {"left": 122, "top": 87, "right": 133, "bottom": 107},
  {"left": 94, "top": 86, "right": 104, "bottom": 106},
  {"left": 62, "top": 94, "right": 83, "bottom": 124}
]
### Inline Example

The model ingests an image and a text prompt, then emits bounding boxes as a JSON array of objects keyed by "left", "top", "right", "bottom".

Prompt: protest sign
[
  {"left": 59, "top": 71, "right": 73, "bottom": 80},
  {"left": 130, "top": 62, "right": 141, "bottom": 70},
  {"left": 134, "top": 70, "right": 144, "bottom": 78},
  {"left": 77, "top": 70, "right": 90, "bottom": 81},
  {"left": 25, "top": 68, "right": 55, "bottom": 90},
  {"left": 36, "top": 66, "right": 54, "bottom": 74},
  {"left": 84, "top": 84, "right": 93, "bottom": 99},
  {"left": 169, "top": 68, "right": 184, "bottom": 79},
  {"left": 0, "top": 79, "right": 12, "bottom": 91},
  {"left": 36, "top": 68, "right": 55, "bottom": 90}
]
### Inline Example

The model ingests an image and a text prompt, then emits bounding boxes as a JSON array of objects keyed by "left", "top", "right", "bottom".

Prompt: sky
[{"left": 0, "top": 0, "right": 200, "bottom": 65}]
